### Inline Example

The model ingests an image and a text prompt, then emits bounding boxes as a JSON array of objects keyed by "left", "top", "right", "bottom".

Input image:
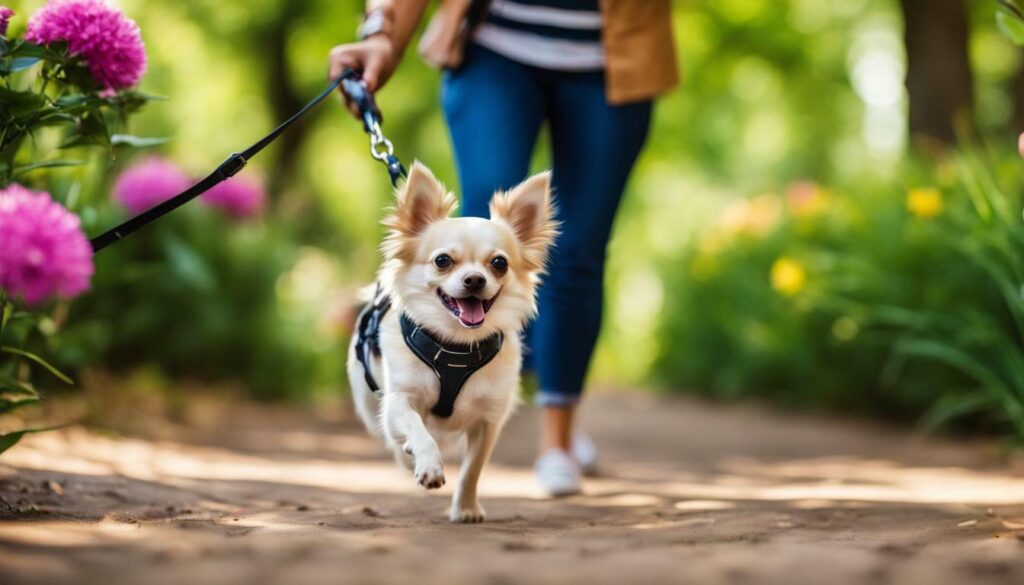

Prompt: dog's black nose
[{"left": 463, "top": 273, "right": 487, "bottom": 293}]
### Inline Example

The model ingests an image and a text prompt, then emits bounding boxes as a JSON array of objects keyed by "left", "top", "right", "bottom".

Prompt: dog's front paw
[
  {"left": 449, "top": 501, "right": 485, "bottom": 523},
  {"left": 414, "top": 459, "right": 446, "bottom": 490}
]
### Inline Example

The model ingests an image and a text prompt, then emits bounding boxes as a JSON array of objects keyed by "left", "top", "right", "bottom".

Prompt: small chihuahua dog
[{"left": 347, "top": 162, "right": 558, "bottom": 522}]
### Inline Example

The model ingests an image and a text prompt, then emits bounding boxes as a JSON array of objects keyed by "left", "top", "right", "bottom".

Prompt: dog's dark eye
[
  {"left": 434, "top": 254, "right": 453, "bottom": 270},
  {"left": 490, "top": 255, "right": 508, "bottom": 274}
]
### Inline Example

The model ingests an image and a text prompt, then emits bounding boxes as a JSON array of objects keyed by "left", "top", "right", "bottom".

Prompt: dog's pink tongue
[{"left": 455, "top": 297, "right": 485, "bottom": 326}]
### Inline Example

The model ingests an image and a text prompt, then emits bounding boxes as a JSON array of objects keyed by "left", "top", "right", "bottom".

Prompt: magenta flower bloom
[
  {"left": 25, "top": 0, "right": 146, "bottom": 91},
  {"left": 113, "top": 157, "right": 190, "bottom": 215},
  {"left": 0, "top": 184, "right": 94, "bottom": 305},
  {"left": 0, "top": 7, "right": 14, "bottom": 36},
  {"left": 202, "top": 175, "right": 266, "bottom": 220}
]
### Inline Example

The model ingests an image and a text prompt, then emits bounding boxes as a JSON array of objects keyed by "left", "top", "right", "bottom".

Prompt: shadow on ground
[{"left": 2, "top": 393, "right": 1024, "bottom": 585}]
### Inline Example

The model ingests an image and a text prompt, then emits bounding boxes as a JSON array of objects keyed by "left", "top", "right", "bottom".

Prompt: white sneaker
[
  {"left": 572, "top": 430, "right": 599, "bottom": 477},
  {"left": 535, "top": 448, "right": 582, "bottom": 497}
]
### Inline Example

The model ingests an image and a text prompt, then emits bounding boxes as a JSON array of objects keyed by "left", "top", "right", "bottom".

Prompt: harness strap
[
  {"left": 399, "top": 312, "right": 504, "bottom": 418},
  {"left": 354, "top": 286, "right": 392, "bottom": 392},
  {"left": 353, "top": 290, "right": 504, "bottom": 418}
]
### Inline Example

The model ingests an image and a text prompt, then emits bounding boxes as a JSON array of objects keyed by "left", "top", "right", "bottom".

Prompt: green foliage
[
  {"left": 0, "top": 292, "right": 69, "bottom": 454},
  {"left": 0, "top": 6, "right": 162, "bottom": 454},
  {"left": 0, "top": 38, "right": 163, "bottom": 184},
  {"left": 650, "top": 145, "right": 1024, "bottom": 440},
  {"left": 61, "top": 210, "right": 346, "bottom": 401},
  {"left": 995, "top": 1, "right": 1024, "bottom": 46},
  {"left": 4, "top": 0, "right": 1024, "bottom": 443},
  {"left": 3, "top": 0, "right": 359, "bottom": 409}
]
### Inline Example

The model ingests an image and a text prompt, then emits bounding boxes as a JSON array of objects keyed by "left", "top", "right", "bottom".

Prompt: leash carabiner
[{"left": 339, "top": 69, "right": 406, "bottom": 187}]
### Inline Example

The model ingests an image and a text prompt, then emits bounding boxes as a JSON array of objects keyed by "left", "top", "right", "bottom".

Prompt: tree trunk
[
  {"left": 260, "top": 6, "right": 308, "bottom": 198},
  {"left": 900, "top": 0, "right": 973, "bottom": 144}
]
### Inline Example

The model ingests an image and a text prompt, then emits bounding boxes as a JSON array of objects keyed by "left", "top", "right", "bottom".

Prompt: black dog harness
[
  {"left": 353, "top": 290, "right": 504, "bottom": 418},
  {"left": 353, "top": 287, "right": 392, "bottom": 392}
]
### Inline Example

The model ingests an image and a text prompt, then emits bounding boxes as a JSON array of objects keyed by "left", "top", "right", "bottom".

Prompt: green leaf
[
  {"left": 0, "top": 346, "right": 74, "bottom": 385},
  {"left": 9, "top": 57, "right": 41, "bottom": 73},
  {"left": 59, "top": 113, "right": 110, "bottom": 149},
  {"left": 0, "top": 86, "right": 47, "bottom": 116},
  {"left": 996, "top": 0, "right": 1024, "bottom": 21},
  {"left": 0, "top": 396, "right": 40, "bottom": 415},
  {"left": 895, "top": 338, "right": 1024, "bottom": 431},
  {"left": 9, "top": 41, "right": 46, "bottom": 60},
  {"left": 53, "top": 94, "right": 107, "bottom": 115},
  {"left": 12, "top": 159, "right": 85, "bottom": 176},
  {"left": 0, "top": 302, "right": 11, "bottom": 340},
  {"left": 895, "top": 338, "right": 1008, "bottom": 397},
  {"left": 162, "top": 236, "right": 216, "bottom": 292},
  {"left": 55, "top": 94, "right": 94, "bottom": 108},
  {"left": 111, "top": 134, "right": 169, "bottom": 148},
  {"left": 0, "top": 379, "right": 40, "bottom": 398},
  {"left": 919, "top": 392, "right": 996, "bottom": 432},
  {"left": 997, "top": 8, "right": 1024, "bottom": 45},
  {"left": 0, "top": 426, "right": 60, "bottom": 456},
  {"left": 34, "top": 112, "right": 79, "bottom": 128}
]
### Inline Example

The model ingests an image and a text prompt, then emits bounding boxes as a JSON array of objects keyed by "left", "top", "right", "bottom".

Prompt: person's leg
[
  {"left": 533, "top": 72, "right": 653, "bottom": 455},
  {"left": 441, "top": 45, "right": 546, "bottom": 218}
]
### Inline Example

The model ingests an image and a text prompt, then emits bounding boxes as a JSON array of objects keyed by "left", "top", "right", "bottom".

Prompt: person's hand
[{"left": 328, "top": 35, "right": 397, "bottom": 117}]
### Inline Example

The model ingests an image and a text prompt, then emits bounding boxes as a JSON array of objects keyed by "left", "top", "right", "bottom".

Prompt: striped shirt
[{"left": 474, "top": 0, "right": 605, "bottom": 71}]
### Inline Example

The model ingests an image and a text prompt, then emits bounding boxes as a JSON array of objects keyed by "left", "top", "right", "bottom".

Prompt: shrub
[{"left": 0, "top": 1, "right": 159, "bottom": 453}]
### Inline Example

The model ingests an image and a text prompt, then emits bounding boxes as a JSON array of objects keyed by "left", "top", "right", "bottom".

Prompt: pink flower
[
  {"left": 25, "top": 0, "right": 146, "bottom": 91},
  {"left": 0, "top": 184, "right": 94, "bottom": 305},
  {"left": 202, "top": 175, "right": 266, "bottom": 220},
  {"left": 0, "top": 7, "right": 14, "bottom": 36},
  {"left": 112, "top": 157, "right": 190, "bottom": 215}
]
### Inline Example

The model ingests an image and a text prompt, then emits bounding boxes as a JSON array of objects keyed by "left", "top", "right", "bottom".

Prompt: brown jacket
[{"left": 419, "top": 0, "right": 679, "bottom": 104}]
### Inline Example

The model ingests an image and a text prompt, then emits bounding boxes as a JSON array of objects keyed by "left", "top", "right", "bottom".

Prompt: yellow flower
[
  {"left": 906, "top": 187, "right": 943, "bottom": 218},
  {"left": 771, "top": 257, "right": 806, "bottom": 296}
]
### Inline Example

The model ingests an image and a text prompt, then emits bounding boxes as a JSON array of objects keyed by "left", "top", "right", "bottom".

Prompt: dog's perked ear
[
  {"left": 382, "top": 161, "right": 457, "bottom": 260},
  {"left": 489, "top": 172, "right": 560, "bottom": 273}
]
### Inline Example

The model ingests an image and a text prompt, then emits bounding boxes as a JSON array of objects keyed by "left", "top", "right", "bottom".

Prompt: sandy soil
[{"left": 2, "top": 391, "right": 1024, "bottom": 585}]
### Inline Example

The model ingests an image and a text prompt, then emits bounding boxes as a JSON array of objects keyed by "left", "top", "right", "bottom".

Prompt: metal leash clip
[{"left": 340, "top": 69, "right": 407, "bottom": 186}]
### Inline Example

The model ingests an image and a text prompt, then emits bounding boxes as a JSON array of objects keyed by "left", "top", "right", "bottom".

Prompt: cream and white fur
[{"left": 347, "top": 162, "right": 558, "bottom": 523}]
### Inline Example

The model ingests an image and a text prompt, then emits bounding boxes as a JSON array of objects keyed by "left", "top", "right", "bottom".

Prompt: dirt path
[{"left": 2, "top": 391, "right": 1024, "bottom": 585}]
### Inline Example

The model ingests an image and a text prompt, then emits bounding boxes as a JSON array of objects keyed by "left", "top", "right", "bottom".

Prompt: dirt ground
[{"left": 2, "top": 391, "right": 1024, "bottom": 585}]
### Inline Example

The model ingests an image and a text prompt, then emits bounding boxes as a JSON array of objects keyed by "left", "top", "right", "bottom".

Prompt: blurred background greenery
[{"left": 6, "top": 0, "right": 1024, "bottom": 439}]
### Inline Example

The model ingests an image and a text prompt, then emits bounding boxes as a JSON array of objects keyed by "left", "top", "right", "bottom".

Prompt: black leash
[{"left": 90, "top": 70, "right": 406, "bottom": 253}]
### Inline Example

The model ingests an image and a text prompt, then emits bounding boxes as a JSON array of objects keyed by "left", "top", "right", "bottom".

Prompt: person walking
[{"left": 330, "top": 0, "right": 678, "bottom": 496}]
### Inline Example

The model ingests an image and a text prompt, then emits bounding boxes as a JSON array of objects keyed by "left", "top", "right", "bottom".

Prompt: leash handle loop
[{"left": 339, "top": 70, "right": 382, "bottom": 132}]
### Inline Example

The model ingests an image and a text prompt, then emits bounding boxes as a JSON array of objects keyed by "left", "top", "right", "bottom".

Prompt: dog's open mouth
[{"left": 437, "top": 289, "right": 499, "bottom": 328}]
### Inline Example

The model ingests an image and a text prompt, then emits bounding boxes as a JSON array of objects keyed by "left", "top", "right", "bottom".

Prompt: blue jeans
[{"left": 441, "top": 44, "right": 652, "bottom": 407}]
